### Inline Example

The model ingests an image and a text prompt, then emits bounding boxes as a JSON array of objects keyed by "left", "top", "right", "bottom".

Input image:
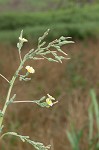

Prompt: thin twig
[
  {"left": 13, "top": 100, "right": 34, "bottom": 103},
  {"left": 0, "top": 74, "right": 10, "bottom": 83}
]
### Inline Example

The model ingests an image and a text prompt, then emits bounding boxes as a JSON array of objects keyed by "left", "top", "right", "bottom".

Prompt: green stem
[
  {"left": 0, "top": 76, "right": 16, "bottom": 128},
  {"left": 19, "top": 51, "right": 22, "bottom": 63},
  {"left": 0, "top": 47, "right": 36, "bottom": 131},
  {"left": 0, "top": 60, "right": 25, "bottom": 129}
]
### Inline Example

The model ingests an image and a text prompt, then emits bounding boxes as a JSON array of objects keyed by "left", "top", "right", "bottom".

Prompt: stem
[
  {"left": 0, "top": 46, "right": 37, "bottom": 130},
  {"left": 13, "top": 100, "right": 34, "bottom": 103},
  {"left": 19, "top": 51, "right": 22, "bottom": 63},
  {"left": 0, "top": 60, "right": 25, "bottom": 128},
  {"left": 0, "top": 132, "right": 7, "bottom": 140},
  {"left": 0, "top": 76, "right": 16, "bottom": 127},
  {"left": 0, "top": 132, "right": 17, "bottom": 140},
  {"left": 0, "top": 74, "right": 10, "bottom": 83}
]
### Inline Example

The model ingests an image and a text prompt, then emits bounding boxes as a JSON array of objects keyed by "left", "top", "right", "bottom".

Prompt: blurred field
[
  {"left": 0, "top": 0, "right": 98, "bottom": 12},
  {"left": 0, "top": 39, "right": 99, "bottom": 150},
  {"left": 0, "top": 3, "right": 99, "bottom": 44},
  {"left": 0, "top": 0, "right": 99, "bottom": 150}
]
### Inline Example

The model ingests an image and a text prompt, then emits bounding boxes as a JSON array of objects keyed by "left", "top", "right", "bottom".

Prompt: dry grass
[{"left": 0, "top": 39, "right": 99, "bottom": 150}]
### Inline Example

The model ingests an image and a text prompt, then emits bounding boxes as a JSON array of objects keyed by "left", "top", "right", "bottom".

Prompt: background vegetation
[
  {"left": 0, "top": 0, "right": 99, "bottom": 150},
  {"left": 0, "top": 0, "right": 99, "bottom": 43}
]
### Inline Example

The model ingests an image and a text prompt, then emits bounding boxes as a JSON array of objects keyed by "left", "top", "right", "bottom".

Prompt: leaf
[
  {"left": 58, "top": 40, "right": 74, "bottom": 47},
  {"left": 1, "top": 132, "right": 50, "bottom": 150},
  {"left": 39, "top": 96, "right": 46, "bottom": 102},
  {"left": 66, "top": 125, "right": 82, "bottom": 150},
  {"left": 39, "top": 41, "right": 46, "bottom": 48},
  {"left": 20, "top": 30, "right": 23, "bottom": 39},
  {"left": 56, "top": 47, "right": 68, "bottom": 56},
  {"left": 47, "top": 58, "right": 59, "bottom": 62},
  {"left": 90, "top": 89, "right": 99, "bottom": 135},
  {"left": 38, "top": 29, "right": 50, "bottom": 44},
  {"left": 19, "top": 76, "right": 31, "bottom": 81},
  {"left": 88, "top": 103, "right": 94, "bottom": 140},
  {"left": 17, "top": 43, "right": 20, "bottom": 49},
  {"left": 28, "top": 49, "right": 34, "bottom": 54},
  {"left": 33, "top": 57, "right": 44, "bottom": 60},
  {"left": 32, "top": 96, "right": 50, "bottom": 108},
  {"left": 90, "top": 90, "right": 99, "bottom": 131},
  {"left": 60, "top": 36, "right": 66, "bottom": 41},
  {"left": 66, "top": 130, "right": 76, "bottom": 149},
  {"left": 40, "top": 51, "right": 51, "bottom": 55}
]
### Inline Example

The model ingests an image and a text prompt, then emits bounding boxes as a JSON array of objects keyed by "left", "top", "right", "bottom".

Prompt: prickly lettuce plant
[{"left": 0, "top": 29, "right": 74, "bottom": 150}]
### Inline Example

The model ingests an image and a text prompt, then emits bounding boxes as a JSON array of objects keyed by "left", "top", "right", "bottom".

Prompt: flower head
[
  {"left": 46, "top": 98, "right": 53, "bottom": 106},
  {"left": 46, "top": 94, "right": 58, "bottom": 107},
  {"left": 25, "top": 66, "right": 35, "bottom": 74},
  {"left": 19, "top": 37, "right": 28, "bottom": 43}
]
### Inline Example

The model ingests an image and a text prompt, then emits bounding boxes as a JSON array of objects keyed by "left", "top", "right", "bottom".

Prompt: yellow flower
[
  {"left": 46, "top": 98, "right": 53, "bottom": 106},
  {"left": 25, "top": 66, "right": 35, "bottom": 74},
  {"left": 19, "top": 37, "right": 28, "bottom": 43},
  {"left": 46, "top": 94, "right": 58, "bottom": 107}
]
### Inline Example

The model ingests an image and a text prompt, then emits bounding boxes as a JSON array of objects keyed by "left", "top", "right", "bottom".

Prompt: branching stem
[{"left": 0, "top": 59, "right": 25, "bottom": 128}]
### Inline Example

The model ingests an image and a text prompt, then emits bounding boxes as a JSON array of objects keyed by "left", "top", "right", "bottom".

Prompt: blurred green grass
[
  {"left": 0, "top": 0, "right": 9, "bottom": 4},
  {"left": 0, "top": 4, "right": 99, "bottom": 44},
  {"left": 66, "top": 89, "right": 99, "bottom": 150}
]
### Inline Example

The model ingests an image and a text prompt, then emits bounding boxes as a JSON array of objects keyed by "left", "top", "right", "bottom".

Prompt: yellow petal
[
  {"left": 25, "top": 66, "right": 35, "bottom": 74},
  {"left": 47, "top": 94, "right": 55, "bottom": 100},
  {"left": 46, "top": 98, "right": 53, "bottom": 106}
]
